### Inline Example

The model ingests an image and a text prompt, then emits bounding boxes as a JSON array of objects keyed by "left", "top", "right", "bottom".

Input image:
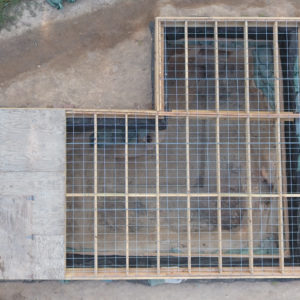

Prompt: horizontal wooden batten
[
  {"left": 66, "top": 266, "right": 300, "bottom": 280},
  {"left": 66, "top": 109, "right": 299, "bottom": 120},
  {"left": 66, "top": 193, "right": 300, "bottom": 198}
]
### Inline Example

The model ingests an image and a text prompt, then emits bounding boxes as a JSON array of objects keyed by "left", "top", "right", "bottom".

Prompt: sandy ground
[
  {"left": 0, "top": 0, "right": 299, "bottom": 109},
  {"left": 1, "top": 0, "right": 300, "bottom": 298}
]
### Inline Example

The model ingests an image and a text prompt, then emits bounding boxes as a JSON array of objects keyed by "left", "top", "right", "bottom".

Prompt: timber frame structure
[
  {"left": 3, "top": 17, "right": 300, "bottom": 282},
  {"left": 63, "top": 17, "right": 300, "bottom": 279}
]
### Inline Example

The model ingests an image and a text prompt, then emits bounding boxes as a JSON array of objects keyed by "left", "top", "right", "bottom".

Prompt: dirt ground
[
  {"left": 1, "top": 279, "right": 300, "bottom": 300},
  {"left": 1, "top": 0, "right": 300, "bottom": 298},
  {"left": 0, "top": 0, "right": 299, "bottom": 109}
]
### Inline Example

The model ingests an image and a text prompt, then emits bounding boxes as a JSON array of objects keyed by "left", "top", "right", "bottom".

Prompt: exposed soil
[{"left": 0, "top": 0, "right": 300, "bottom": 109}]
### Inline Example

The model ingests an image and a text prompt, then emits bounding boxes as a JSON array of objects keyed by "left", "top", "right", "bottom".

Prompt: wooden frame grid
[{"left": 65, "top": 17, "right": 300, "bottom": 279}]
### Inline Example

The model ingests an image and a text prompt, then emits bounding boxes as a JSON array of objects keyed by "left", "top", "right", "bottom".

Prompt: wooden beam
[
  {"left": 155, "top": 114, "right": 161, "bottom": 274},
  {"left": 125, "top": 115, "right": 129, "bottom": 274},
  {"left": 214, "top": 21, "right": 222, "bottom": 273},
  {"left": 93, "top": 114, "right": 98, "bottom": 274},
  {"left": 184, "top": 21, "right": 192, "bottom": 273},
  {"left": 69, "top": 249, "right": 281, "bottom": 258},
  {"left": 273, "top": 22, "right": 285, "bottom": 273},
  {"left": 159, "top": 20, "right": 165, "bottom": 111},
  {"left": 185, "top": 21, "right": 189, "bottom": 112},
  {"left": 66, "top": 266, "right": 300, "bottom": 280},
  {"left": 156, "top": 16, "right": 300, "bottom": 21},
  {"left": 66, "top": 109, "right": 298, "bottom": 120},
  {"left": 186, "top": 116, "right": 192, "bottom": 273},
  {"left": 215, "top": 21, "right": 220, "bottom": 113},
  {"left": 155, "top": 18, "right": 160, "bottom": 111},
  {"left": 244, "top": 21, "right": 254, "bottom": 273},
  {"left": 66, "top": 192, "right": 300, "bottom": 198},
  {"left": 64, "top": 111, "right": 68, "bottom": 274}
]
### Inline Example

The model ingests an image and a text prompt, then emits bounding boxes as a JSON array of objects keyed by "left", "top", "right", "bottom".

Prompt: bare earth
[
  {"left": 1, "top": 280, "right": 300, "bottom": 300},
  {"left": 1, "top": 0, "right": 300, "bottom": 298}
]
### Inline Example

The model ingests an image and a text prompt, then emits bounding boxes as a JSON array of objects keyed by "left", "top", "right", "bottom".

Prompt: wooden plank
[
  {"left": 216, "top": 117, "right": 222, "bottom": 273},
  {"left": 72, "top": 245, "right": 281, "bottom": 258},
  {"left": 67, "top": 192, "right": 298, "bottom": 198},
  {"left": 244, "top": 21, "right": 254, "bottom": 273},
  {"left": 214, "top": 21, "right": 222, "bottom": 273},
  {"left": 66, "top": 109, "right": 298, "bottom": 120},
  {"left": 186, "top": 115, "right": 191, "bottom": 273},
  {"left": 125, "top": 115, "right": 129, "bottom": 274},
  {"left": 64, "top": 110, "right": 67, "bottom": 273},
  {"left": 280, "top": 31, "right": 292, "bottom": 256},
  {"left": 155, "top": 114, "right": 161, "bottom": 274},
  {"left": 0, "top": 110, "right": 65, "bottom": 172},
  {"left": 71, "top": 250, "right": 280, "bottom": 258},
  {"left": 159, "top": 20, "right": 165, "bottom": 111},
  {"left": 273, "top": 22, "right": 285, "bottom": 273},
  {"left": 155, "top": 18, "right": 160, "bottom": 111},
  {"left": 93, "top": 114, "right": 98, "bottom": 274},
  {"left": 214, "top": 22, "right": 220, "bottom": 113},
  {"left": 184, "top": 21, "right": 192, "bottom": 273},
  {"left": 0, "top": 195, "right": 33, "bottom": 279},
  {"left": 160, "top": 20, "right": 298, "bottom": 28},
  {"left": 244, "top": 22, "right": 250, "bottom": 114},
  {"left": 156, "top": 17, "right": 300, "bottom": 21},
  {"left": 185, "top": 21, "right": 189, "bottom": 111},
  {"left": 0, "top": 109, "right": 65, "bottom": 280},
  {"left": 69, "top": 266, "right": 294, "bottom": 275},
  {"left": 66, "top": 266, "right": 300, "bottom": 280}
]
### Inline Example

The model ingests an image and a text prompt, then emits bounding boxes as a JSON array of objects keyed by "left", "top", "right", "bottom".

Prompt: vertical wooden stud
[
  {"left": 244, "top": 21, "right": 254, "bottom": 273},
  {"left": 125, "top": 115, "right": 129, "bottom": 274},
  {"left": 155, "top": 114, "right": 161, "bottom": 274},
  {"left": 94, "top": 114, "right": 98, "bottom": 274},
  {"left": 273, "top": 21, "right": 285, "bottom": 272},
  {"left": 184, "top": 21, "right": 192, "bottom": 273},
  {"left": 215, "top": 21, "right": 223, "bottom": 272}
]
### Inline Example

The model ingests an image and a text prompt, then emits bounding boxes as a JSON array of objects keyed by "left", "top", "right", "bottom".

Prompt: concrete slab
[
  {"left": 0, "top": 109, "right": 65, "bottom": 280},
  {"left": 0, "top": 109, "right": 65, "bottom": 172}
]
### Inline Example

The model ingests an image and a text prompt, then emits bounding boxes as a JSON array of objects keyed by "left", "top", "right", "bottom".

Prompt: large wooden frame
[{"left": 65, "top": 17, "right": 300, "bottom": 279}]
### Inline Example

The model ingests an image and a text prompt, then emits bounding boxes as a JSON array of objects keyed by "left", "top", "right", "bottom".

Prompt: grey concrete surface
[
  {"left": 0, "top": 110, "right": 65, "bottom": 280},
  {"left": 1, "top": 280, "right": 300, "bottom": 300}
]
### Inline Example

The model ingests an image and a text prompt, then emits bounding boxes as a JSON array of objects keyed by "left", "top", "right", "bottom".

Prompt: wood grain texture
[
  {"left": 0, "top": 109, "right": 65, "bottom": 280},
  {"left": 0, "top": 110, "right": 65, "bottom": 172}
]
